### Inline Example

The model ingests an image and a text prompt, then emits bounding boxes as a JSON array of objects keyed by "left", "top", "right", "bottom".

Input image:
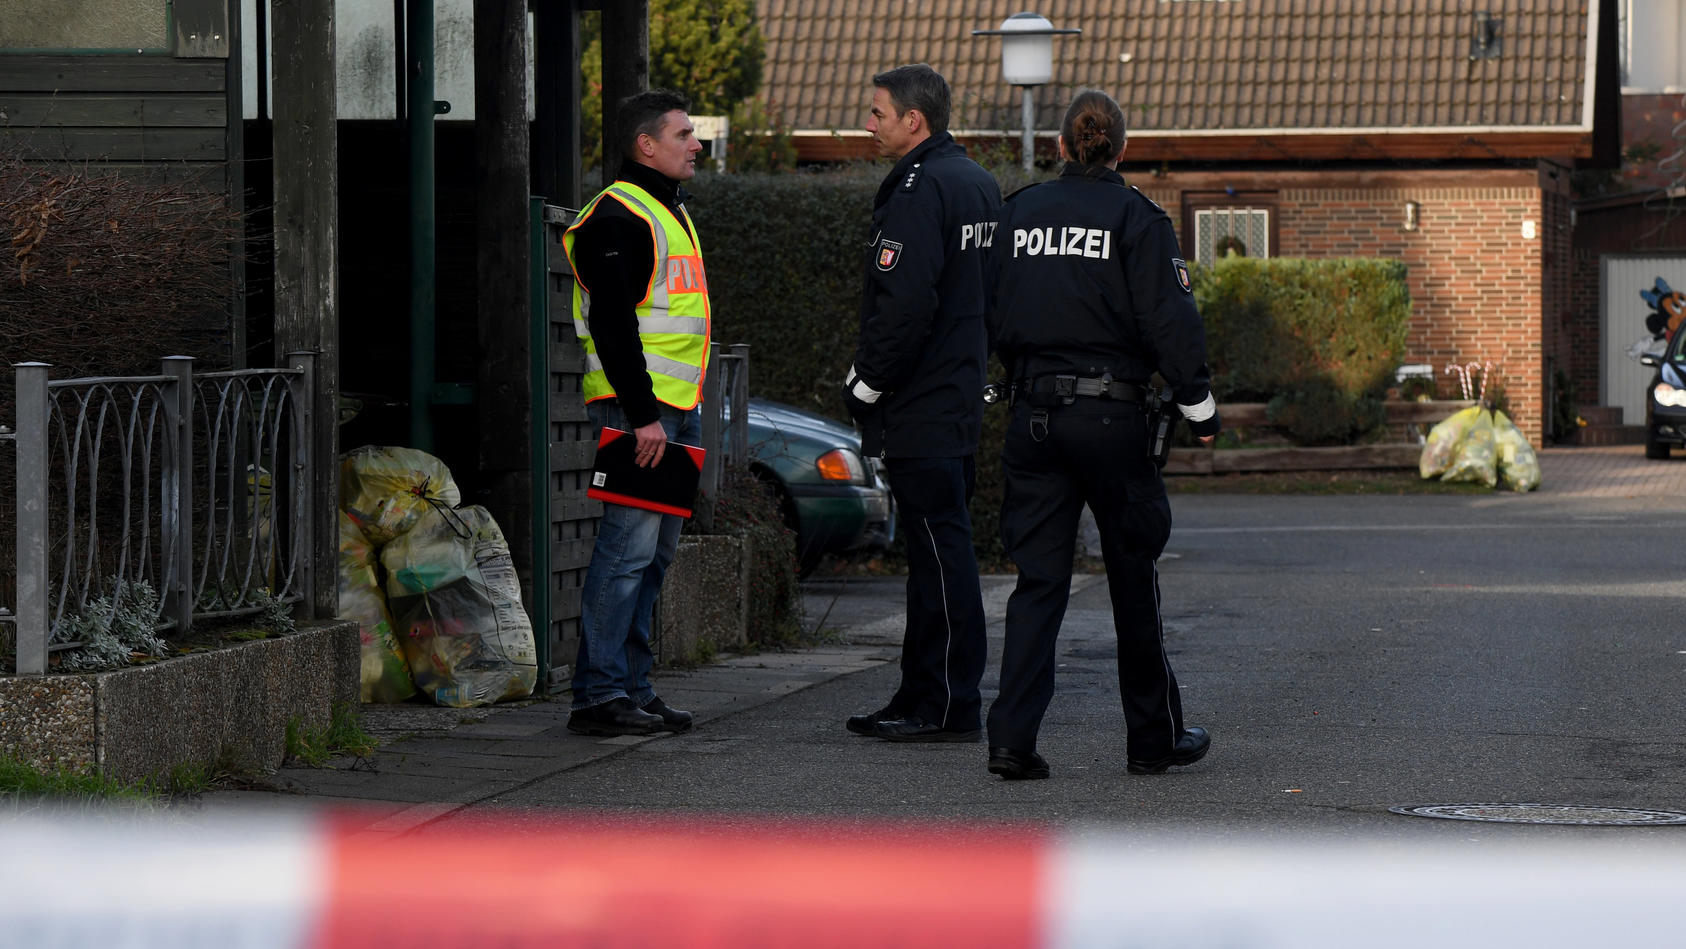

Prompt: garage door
[{"left": 1600, "top": 255, "right": 1686, "bottom": 425}]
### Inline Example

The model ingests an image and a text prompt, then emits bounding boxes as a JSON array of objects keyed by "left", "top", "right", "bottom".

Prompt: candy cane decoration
[{"left": 1445, "top": 363, "right": 1470, "bottom": 400}]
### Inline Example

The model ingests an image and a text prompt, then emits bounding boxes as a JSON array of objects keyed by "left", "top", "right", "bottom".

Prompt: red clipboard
[{"left": 586, "top": 427, "right": 706, "bottom": 517}]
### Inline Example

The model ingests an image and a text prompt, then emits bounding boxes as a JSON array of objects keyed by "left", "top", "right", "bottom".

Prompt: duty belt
[{"left": 1024, "top": 374, "right": 1147, "bottom": 404}]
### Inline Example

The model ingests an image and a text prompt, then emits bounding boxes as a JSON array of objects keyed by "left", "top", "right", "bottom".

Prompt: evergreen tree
[{"left": 581, "top": 0, "right": 766, "bottom": 171}]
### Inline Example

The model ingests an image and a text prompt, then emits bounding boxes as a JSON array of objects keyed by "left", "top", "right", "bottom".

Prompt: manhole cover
[{"left": 1390, "top": 803, "right": 1686, "bottom": 826}]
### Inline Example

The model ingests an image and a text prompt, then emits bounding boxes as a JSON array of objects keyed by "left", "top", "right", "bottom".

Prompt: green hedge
[
  {"left": 689, "top": 167, "right": 879, "bottom": 419},
  {"left": 1194, "top": 256, "right": 1411, "bottom": 402},
  {"left": 686, "top": 170, "right": 1412, "bottom": 562}
]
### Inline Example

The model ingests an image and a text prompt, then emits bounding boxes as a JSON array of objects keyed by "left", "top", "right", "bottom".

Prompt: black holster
[{"left": 1145, "top": 387, "right": 1177, "bottom": 468}]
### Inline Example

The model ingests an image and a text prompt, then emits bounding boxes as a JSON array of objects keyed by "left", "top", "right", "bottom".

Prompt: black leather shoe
[
  {"left": 988, "top": 747, "right": 1050, "bottom": 780},
  {"left": 1127, "top": 726, "right": 1211, "bottom": 774},
  {"left": 846, "top": 704, "right": 900, "bottom": 736},
  {"left": 872, "top": 716, "right": 981, "bottom": 743},
  {"left": 567, "top": 697, "right": 664, "bottom": 736},
  {"left": 641, "top": 697, "right": 693, "bottom": 733}
]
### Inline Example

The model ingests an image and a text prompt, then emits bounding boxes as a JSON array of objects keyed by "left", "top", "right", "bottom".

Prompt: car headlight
[
  {"left": 1655, "top": 382, "right": 1686, "bottom": 408},
  {"left": 815, "top": 448, "right": 866, "bottom": 483}
]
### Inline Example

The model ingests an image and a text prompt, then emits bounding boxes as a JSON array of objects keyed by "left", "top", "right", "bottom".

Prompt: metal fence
[
  {"left": 693, "top": 342, "right": 752, "bottom": 532},
  {"left": 1, "top": 354, "right": 317, "bottom": 675}
]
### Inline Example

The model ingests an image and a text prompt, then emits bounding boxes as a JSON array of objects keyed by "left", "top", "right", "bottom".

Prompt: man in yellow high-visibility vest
[{"left": 561, "top": 90, "right": 710, "bottom": 736}]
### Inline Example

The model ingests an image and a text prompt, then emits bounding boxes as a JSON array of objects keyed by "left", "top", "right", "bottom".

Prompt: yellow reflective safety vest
[{"left": 562, "top": 181, "right": 711, "bottom": 410}]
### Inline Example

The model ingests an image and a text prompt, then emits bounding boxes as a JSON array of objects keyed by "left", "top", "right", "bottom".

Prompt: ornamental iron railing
[{"left": 1, "top": 354, "right": 317, "bottom": 675}]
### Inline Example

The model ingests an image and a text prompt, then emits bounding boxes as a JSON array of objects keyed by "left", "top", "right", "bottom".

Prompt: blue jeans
[{"left": 571, "top": 400, "right": 702, "bottom": 710}]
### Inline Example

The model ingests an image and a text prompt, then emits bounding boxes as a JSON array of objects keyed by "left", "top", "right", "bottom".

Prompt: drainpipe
[{"left": 407, "top": 0, "right": 437, "bottom": 451}]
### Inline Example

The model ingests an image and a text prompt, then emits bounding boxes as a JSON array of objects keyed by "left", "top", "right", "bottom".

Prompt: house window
[
  {"left": 1192, "top": 207, "right": 1272, "bottom": 266},
  {"left": 1622, "top": 0, "right": 1686, "bottom": 92}
]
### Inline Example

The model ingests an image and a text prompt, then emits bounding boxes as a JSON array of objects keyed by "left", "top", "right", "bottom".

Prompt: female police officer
[{"left": 983, "top": 90, "right": 1221, "bottom": 780}]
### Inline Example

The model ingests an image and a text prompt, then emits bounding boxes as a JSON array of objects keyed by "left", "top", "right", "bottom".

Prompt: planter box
[
  {"left": 1167, "top": 443, "right": 1423, "bottom": 474},
  {"left": 0, "top": 620, "right": 358, "bottom": 783},
  {"left": 1166, "top": 400, "right": 1474, "bottom": 474}
]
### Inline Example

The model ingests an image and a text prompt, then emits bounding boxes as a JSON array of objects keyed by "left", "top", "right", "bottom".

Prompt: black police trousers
[
  {"left": 883, "top": 455, "right": 987, "bottom": 730},
  {"left": 986, "top": 398, "right": 1187, "bottom": 761}
]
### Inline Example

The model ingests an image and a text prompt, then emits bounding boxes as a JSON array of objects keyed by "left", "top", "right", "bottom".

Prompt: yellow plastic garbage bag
[
  {"left": 1493, "top": 410, "right": 1541, "bottom": 492},
  {"left": 340, "top": 445, "right": 460, "bottom": 546},
  {"left": 1420, "top": 405, "right": 1483, "bottom": 479},
  {"left": 382, "top": 505, "right": 537, "bottom": 708},
  {"left": 338, "top": 511, "right": 416, "bottom": 703},
  {"left": 1440, "top": 409, "right": 1498, "bottom": 487}
]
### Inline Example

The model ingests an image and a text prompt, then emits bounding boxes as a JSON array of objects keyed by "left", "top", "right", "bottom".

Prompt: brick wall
[{"left": 1136, "top": 168, "right": 1553, "bottom": 444}]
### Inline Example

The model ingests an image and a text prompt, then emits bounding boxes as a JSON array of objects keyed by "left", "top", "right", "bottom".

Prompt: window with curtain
[{"left": 1192, "top": 207, "right": 1271, "bottom": 266}]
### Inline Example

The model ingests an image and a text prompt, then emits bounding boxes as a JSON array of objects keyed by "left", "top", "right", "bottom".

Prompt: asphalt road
[{"left": 437, "top": 491, "right": 1686, "bottom": 844}]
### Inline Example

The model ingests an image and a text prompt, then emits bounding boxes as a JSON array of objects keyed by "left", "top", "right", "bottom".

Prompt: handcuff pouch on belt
[{"left": 1019, "top": 373, "right": 1149, "bottom": 444}]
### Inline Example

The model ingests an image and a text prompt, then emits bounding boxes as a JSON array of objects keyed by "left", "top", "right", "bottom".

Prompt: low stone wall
[
  {"left": 0, "top": 620, "right": 359, "bottom": 783},
  {"left": 656, "top": 534, "right": 749, "bottom": 666},
  {"left": 1166, "top": 399, "right": 1475, "bottom": 474}
]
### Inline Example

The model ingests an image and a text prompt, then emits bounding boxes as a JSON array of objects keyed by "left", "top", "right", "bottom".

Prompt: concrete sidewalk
[
  {"left": 195, "top": 576, "right": 1024, "bottom": 837},
  {"left": 194, "top": 444, "right": 1680, "bottom": 833},
  {"left": 195, "top": 638, "right": 903, "bottom": 836}
]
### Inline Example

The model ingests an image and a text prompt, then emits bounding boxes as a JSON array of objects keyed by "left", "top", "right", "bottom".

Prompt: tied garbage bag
[
  {"left": 340, "top": 445, "right": 461, "bottom": 546},
  {"left": 1493, "top": 410, "right": 1541, "bottom": 492},
  {"left": 382, "top": 505, "right": 537, "bottom": 708},
  {"left": 338, "top": 511, "right": 416, "bottom": 703},
  {"left": 1440, "top": 409, "right": 1498, "bottom": 487},
  {"left": 1419, "top": 405, "right": 1483, "bottom": 479}
]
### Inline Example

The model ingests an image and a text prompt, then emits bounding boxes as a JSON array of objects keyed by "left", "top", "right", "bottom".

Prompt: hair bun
[{"left": 1060, "top": 90, "right": 1127, "bottom": 167}]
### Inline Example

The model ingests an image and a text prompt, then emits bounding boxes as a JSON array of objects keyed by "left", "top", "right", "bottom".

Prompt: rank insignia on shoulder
[
  {"left": 877, "top": 239, "right": 904, "bottom": 271},
  {"left": 900, "top": 164, "right": 922, "bottom": 192},
  {"left": 1172, "top": 257, "right": 1192, "bottom": 292}
]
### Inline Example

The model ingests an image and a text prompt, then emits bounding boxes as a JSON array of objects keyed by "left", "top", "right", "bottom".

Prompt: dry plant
[
  {"left": 0, "top": 156, "right": 241, "bottom": 381},
  {"left": 1, "top": 157, "right": 245, "bottom": 615}
]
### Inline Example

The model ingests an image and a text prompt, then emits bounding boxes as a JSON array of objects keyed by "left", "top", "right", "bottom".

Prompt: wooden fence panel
[{"left": 541, "top": 204, "right": 597, "bottom": 692}]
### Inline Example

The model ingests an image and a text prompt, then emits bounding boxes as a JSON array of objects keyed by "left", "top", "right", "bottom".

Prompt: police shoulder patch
[
  {"left": 877, "top": 239, "right": 904, "bottom": 271},
  {"left": 1172, "top": 258, "right": 1192, "bottom": 293},
  {"left": 899, "top": 163, "right": 923, "bottom": 192}
]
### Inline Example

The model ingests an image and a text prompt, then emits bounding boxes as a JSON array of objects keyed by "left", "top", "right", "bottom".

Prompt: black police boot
[
  {"left": 1126, "top": 726, "right": 1211, "bottom": 775},
  {"left": 988, "top": 747, "right": 1051, "bottom": 780}
]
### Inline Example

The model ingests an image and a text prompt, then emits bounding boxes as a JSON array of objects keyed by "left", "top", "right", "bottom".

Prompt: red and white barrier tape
[{"left": 4, "top": 810, "right": 1685, "bottom": 947}]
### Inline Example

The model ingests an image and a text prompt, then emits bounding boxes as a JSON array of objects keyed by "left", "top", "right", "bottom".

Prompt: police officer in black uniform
[
  {"left": 841, "top": 64, "right": 1002, "bottom": 742},
  {"left": 983, "top": 90, "right": 1221, "bottom": 780}
]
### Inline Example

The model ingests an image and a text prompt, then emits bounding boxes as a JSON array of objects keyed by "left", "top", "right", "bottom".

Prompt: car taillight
[
  {"left": 1655, "top": 382, "right": 1686, "bottom": 408},
  {"left": 816, "top": 448, "right": 865, "bottom": 483}
]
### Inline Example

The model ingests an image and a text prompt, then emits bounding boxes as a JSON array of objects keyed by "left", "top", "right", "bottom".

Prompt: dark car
[
  {"left": 743, "top": 398, "right": 895, "bottom": 576},
  {"left": 1641, "top": 329, "right": 1686, "bottom": 459}
]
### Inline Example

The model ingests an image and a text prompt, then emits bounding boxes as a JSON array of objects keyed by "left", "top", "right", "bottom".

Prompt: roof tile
[{"left": 756, "top": 0, "right": 1595, "bottom": 134}]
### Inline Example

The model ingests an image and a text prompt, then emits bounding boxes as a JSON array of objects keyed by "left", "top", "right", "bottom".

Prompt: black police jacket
[
  {"left": 986, "top": 163, "right": 1221, "bottom": 438},
  {"left": 846, "top": 132, "right": 1002, "bottom": 458}
]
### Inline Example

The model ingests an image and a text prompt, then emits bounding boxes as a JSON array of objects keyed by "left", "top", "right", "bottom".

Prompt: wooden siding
[
  {"left": 541, "top": 204, "right": 599, "bottom": 692},
  {"left": 0, "top": 55, "right": 228, "bottom": 164}
]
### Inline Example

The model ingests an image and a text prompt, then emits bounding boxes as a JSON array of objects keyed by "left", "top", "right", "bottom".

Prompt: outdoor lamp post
[{"left": 972, "top": 12, "right": 1081, "bottom": 173}]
